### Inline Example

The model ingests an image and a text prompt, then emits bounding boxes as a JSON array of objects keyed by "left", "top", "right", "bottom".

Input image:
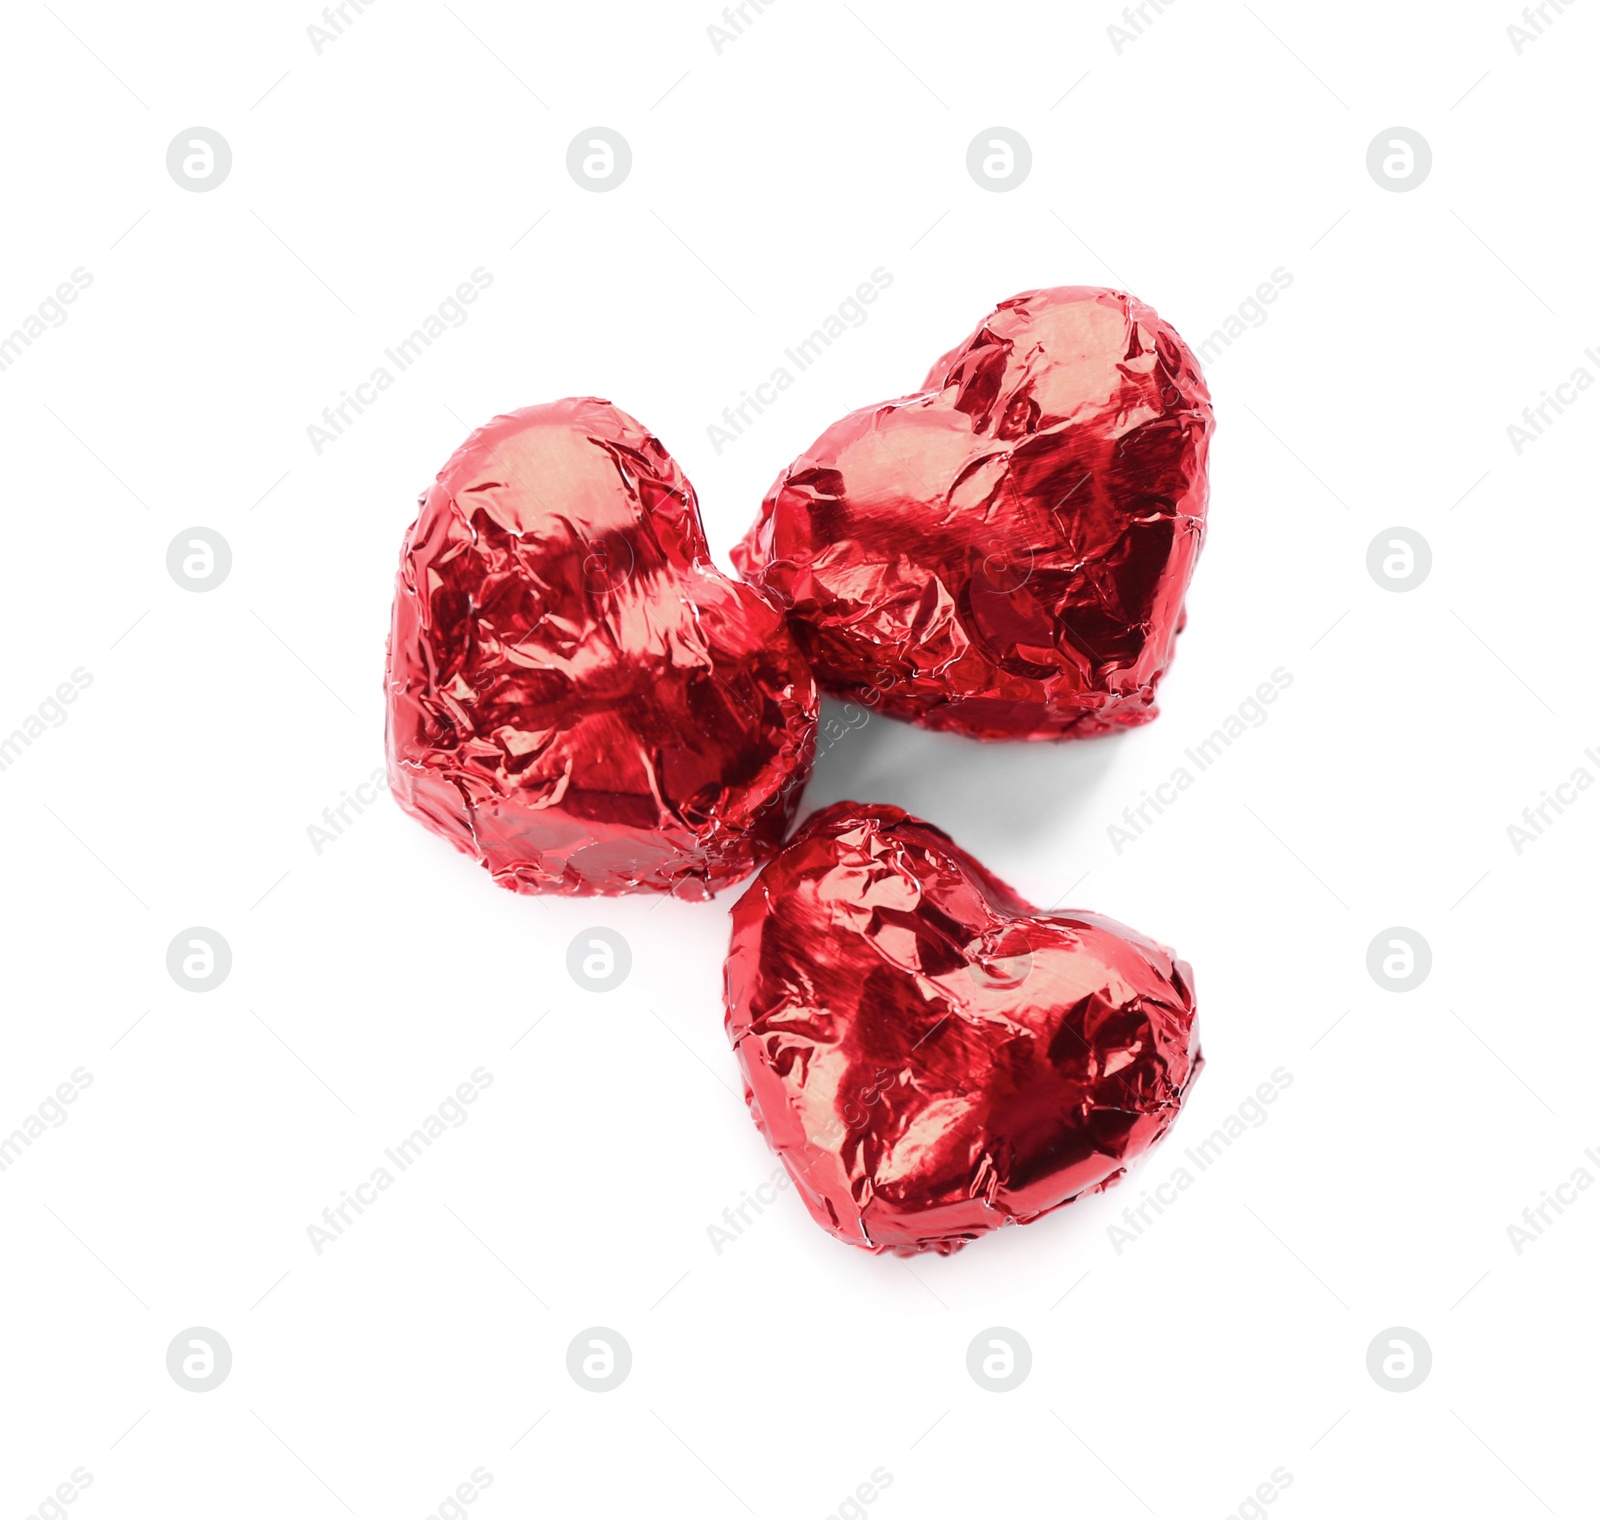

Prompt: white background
[{"left": 1, "top": 1, "right": 1596, "bottom": 1516}]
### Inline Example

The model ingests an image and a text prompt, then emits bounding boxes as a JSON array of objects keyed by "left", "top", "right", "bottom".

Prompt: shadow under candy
[{"left": 796, "top": 696, "right": 1127, "bottom": 881}]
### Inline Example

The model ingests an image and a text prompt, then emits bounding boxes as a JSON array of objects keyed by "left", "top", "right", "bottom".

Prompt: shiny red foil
[
  {"left": 734, "top": 287, "right": 1213, "bottom": 741},
  {"left": 725, "top": 803, "right": 1201, "bottom": 1255},
  {"left": 385, "top": 399, "right": 818, "bottom": 898}
]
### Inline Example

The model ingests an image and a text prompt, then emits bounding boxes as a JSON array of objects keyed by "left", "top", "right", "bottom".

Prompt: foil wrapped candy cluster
[{"left": 383, "top": 286, "right": 1210, "bottom": 1255}]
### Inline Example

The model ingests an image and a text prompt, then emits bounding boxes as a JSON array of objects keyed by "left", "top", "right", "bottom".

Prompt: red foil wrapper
[
  {"left": 734, "top": 287, "right": 1213, "bottom": 741},
  {"left": 385, "top": 399, "right": 818, "bottom": 898},
  {"left": 725, "top": 803, "right": 1201, "bottom": 1255}
]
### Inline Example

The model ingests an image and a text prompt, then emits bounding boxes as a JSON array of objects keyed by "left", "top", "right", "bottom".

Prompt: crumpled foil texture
[
  {"left": 386, "top": 398, "right": 818, "bottom": 898},
  {"left": 725, "top": 802, "right": 1201, "bottom": 1255},
  {"left": 735, "top": 286, "right": 1213, "bottom": 741}
]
